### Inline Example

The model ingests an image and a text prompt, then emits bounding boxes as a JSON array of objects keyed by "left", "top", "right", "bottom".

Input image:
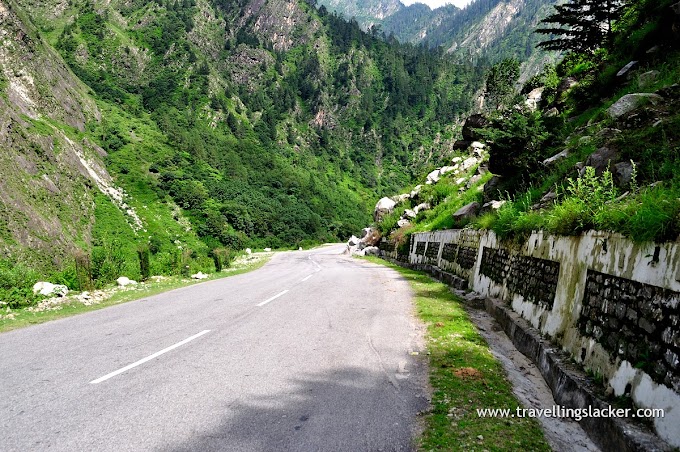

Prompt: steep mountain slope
[
  {"left": 0, "top": 0, "right": 107, "bottom": 266},
  {"left": 321, "top": 0, "right": 559, "bottom": 67},
  {"left": 316, "top": 0, "right": 405, "bottom": 27}
]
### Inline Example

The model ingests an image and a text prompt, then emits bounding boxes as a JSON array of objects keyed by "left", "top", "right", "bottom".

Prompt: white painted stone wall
[{"left": 408, "top": 229, "right": 680, "bottom": 447}]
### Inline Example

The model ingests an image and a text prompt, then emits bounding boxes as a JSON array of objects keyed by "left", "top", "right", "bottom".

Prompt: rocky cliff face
[
  {"left": 324, "top": 0, "right": 559, "bottom": 67},
  {"left": 0, "top": 0, "right": 112, "bottom": 266},
  {"left": 318, "top": 0, "right": 404, "bottom": 26}
]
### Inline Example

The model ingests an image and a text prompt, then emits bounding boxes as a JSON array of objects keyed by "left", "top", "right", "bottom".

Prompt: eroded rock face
[{"left": 607, "top": 93, "right": 664, "bottom": 119}]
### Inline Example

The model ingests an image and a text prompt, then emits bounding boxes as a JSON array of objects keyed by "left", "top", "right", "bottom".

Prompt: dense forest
[{"left": 55, "top": 0, "right": 489, "bottom": 247}]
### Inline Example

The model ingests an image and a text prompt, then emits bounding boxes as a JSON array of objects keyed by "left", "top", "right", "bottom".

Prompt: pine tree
[{"left": 536, "top": 0, "right": 623, "bottom": 53}]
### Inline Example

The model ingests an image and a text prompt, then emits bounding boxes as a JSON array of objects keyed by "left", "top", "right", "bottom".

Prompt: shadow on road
[{"left": 167, "top": 367, "right": 427, "bottom": 452}]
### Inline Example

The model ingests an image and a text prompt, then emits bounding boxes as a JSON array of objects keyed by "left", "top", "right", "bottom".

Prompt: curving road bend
[{"left": 0, "top": 245, "right": 429, "bottom": 451}]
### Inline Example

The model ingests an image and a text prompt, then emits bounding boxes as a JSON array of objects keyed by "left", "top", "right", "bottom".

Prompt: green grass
[
  {"left": 363, "top": 257, "right": 550, "bottom": 451},
  {"left": 0, "top": 253, "right": 271, "bottom": 334}
]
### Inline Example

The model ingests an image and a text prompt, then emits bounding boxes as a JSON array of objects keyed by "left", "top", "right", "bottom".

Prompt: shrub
[
  {"left": 137, "top": 245, "right": 151, "bottom": 281},
  {"left": 211, "top": 248, "right": 233, "bottom": 272},
  {"left": 0, "top": 260, "right": 40, "bottom": 309}
]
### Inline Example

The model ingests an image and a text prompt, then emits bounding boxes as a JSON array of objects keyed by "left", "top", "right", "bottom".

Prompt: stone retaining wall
[{"left": 405, "top": 229, "right": 680, "bottom": 447}]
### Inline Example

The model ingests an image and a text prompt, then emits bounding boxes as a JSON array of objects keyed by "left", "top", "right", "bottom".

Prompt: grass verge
[
  {"left": 0, "top": 253, "right": 271, "bottom": 334},
  {"left": 363, "top": 256, "right": 550, "bottom": 451}
]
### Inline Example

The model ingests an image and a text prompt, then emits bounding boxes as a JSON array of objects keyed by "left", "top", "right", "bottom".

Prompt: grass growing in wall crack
[{"left": 363, "top": 257, "right": 550, "bottom": 451}]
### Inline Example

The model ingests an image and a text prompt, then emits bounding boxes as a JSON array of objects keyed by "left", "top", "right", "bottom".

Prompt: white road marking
[
  {"left": 257, "top": 290, "right": 289, "bottom": 307},
  {"left": 308, "top": 254, "right": 322, "bottom": 272},
  {"left": 90, "top": 330, "right": 211, "bottom": 384},
  {"left": 301, "top": 274, "right": 314, "bottom": 282}
]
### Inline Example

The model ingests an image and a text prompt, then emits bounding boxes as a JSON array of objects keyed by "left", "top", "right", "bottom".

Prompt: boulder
[
  {"left": 639, "top": 70, "right": 660, "bottom": 87},
  {"left": 116, "top": 277, "right": 137, "bottom": 287},
  {"left": 264, "top": 248, "right": 272, "bottom": 252},
  {"left": 392, "top": 193, "right": 410, "bottom": 204},
  {"left": 462, "top": 114, "right": 488, "bottom": 141},
  {"left": 439, "top": 166, "right": 456, "bottom": 176},
  {"left": 410, "top": 185, "right": 423, "bottom": 199},
  {"left": 374, "top": 197, "right": 397, "bottom": 221},
  {"left": 607, "top": 93, "right": 664, "bottom": 119},
  {"left": 460, "top": 156, "right": 479, "bottom": 172},
  {"left": 557, "top": 77, "right": 578, "bottom": 97},
  {"left": 579, "top": 136, "right": 592, "bottom": 145},
  {"left": 397, "top": 219, "right": 411, "bottom": 228},
  {"left": 542, "top": 150, "right": 569, "bottom": 167},
  {"left": 402, "top": 209, "right": 417, "bottom": 219},
  {"left": 191, "top": 272, "right": 209, "bottom": 280},
  {"left": 483, "top": 175, "right": 503, "bottom": 203},
  {"left": 426, "top": 169, "right": 441, "bottom": 185},
  {"left": 452, "top": 202, "right": 480, "bottom": 222},
  {"left": 545, "top": 107, "right": 560, "bottom": 117},
  {"left": 616, "top": 61, "right": 639, "bottom": 78},
  {"left": 414, "top": 203, "right": 431, "bottom": 214},
  {"left": 466, "top": 174, "right": 483, "bottom": 189},
  {"left": 531, "top": 191, "right": 558, "bottom": 211},
  {"left": 596, "top": 128, "right": 622, "bottom": 140},
  {"left": 348, "top": 235, "right": 361, "bottom": 246},
  {"left": 32, "top": 282, "right": 68, "bottom": 297},
  {"left": 245, "top": 248, "right": 252, "bottom": 255},
  {"left": 525, "top": 87, "right": 544, "bottom": 111},
  {"left": 480, "top": 200, "right": 507, "bottom": 214},
  {"left": 471, "top": 141, "right": 485, "bottom": 151},
  {"left": 363, "top": 246, "right": 380, "bottom": 257},
  {"left": 451, "top": 157, "right": 463, "bottom": 164},
  {"left": 584, "top": 147, "right": 620, "bottom": 175},
  {"left": 614, "top": 161, "right": 636, "bottom": 189},
  {"left": 361, "top": 228, "right": 381, "bottom": 246}
]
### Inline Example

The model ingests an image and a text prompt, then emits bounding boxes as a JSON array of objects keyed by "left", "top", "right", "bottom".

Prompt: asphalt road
[{"left": 0, "top": 245, "right": 429, "bottom": 451}]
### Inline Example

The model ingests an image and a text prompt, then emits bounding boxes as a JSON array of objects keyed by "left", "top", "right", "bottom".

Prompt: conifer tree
[{"left": 536, "top": 0, "right": 623, "bottom": 53}]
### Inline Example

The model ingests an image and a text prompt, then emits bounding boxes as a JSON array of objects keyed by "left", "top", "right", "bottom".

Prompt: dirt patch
[{"left": 453, "top": 367, "right": 484, "bottom": 380}]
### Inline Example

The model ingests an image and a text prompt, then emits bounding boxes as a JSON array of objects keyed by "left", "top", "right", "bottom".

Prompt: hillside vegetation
[
  {"left": 0, "top": 0, "right": 492, "bottom": 306},
  {"left": 375, "top": 0, "right": 680, "bottom": 250}
]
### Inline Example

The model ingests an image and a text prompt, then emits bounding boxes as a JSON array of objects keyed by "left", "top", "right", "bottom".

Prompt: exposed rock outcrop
[
  {"left": 452, "top": 202, "right": 480, "bottom": 222},
  {"left": 607, "top": 93, "right": 664, "bottom": 119},
  {"left": 462, "top": 114, "right": 488, "bottom": 141}
]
